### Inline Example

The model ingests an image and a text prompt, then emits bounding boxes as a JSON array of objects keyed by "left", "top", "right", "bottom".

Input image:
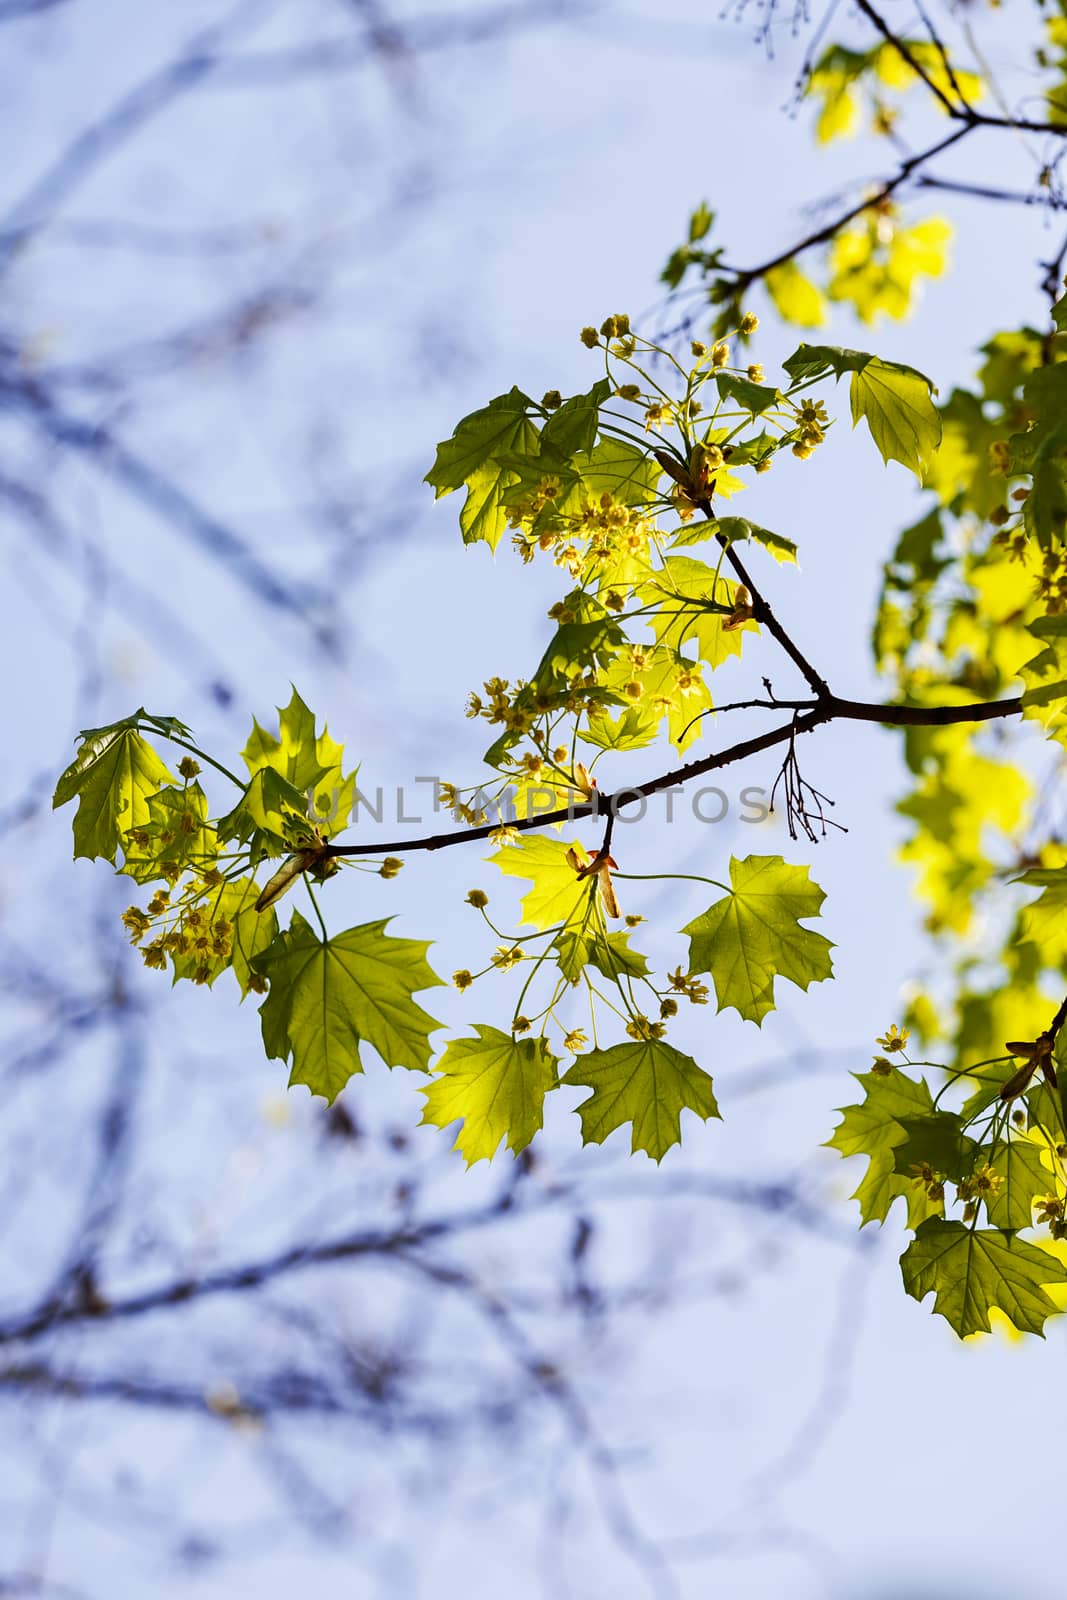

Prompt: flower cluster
[
  {"left": 958, "top": 1162, "right": 1004, "bottom": 1223},
  {"left": 507, "top": 487, "right": 656, "bottom": 590},
  {"left": 790, "top": 399, "right": 830, "bottom": 461},
  {"left": 909, "top": 1161, "right": 945, "bottom": 1205},
  {"left": 1036, "top": 1194, "right": 1067, "bottom": 1239},
  {"left": 123, "top": 887, "right": 234, "bottom": 984}
]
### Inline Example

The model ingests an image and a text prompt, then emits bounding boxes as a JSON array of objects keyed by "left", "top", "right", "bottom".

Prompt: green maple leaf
[
  {"left": 531, "top": 615, "right": 625, "bottom": 692},
  {"left": 986, "top": 1139, "right": 1052, "bottom": 1230},
  {"left": 539, "top": 379, "right": 611, "bottom": 457},
  {"left": 492, "top": 835, "right": 601, "bottom": 977},
  {"left": 425, "top": 387, "right": 540, "bottom": 550},
  {"left": 562, "top": 1038, "right": 720, "bottom": 1161},
  {"left": 782, "top": 343, "right": 875, "bottom": 382},
  {"left": 54, "top": 714, "right": 177, "bottom": 863},
  {"left": 890, "top": 1111, "right": 977, "bottom": 1182},
  {"left": 900, "top": 1218, "right": 1067, "bottom": 1338},
  {"left": 420, "top": 1025, "right": 558, "bottom": 1165},
  {"left": 826, "top": 1069, "right": 941, "bottom": 1227},
  {"left": 557, "top": 437, "right": 662, "bottom": 510},
  {"left": 682, "top": 854, "right": 834, "bottom": 1024},
  {"left": 583, "top": 929, "right": 651, "bottom": 981},
  {"left": 254, "top": 911, "right": 443, "bottom": 1102},
  {"left": 554, "top": 927, "right": 650, "bottom": 984}
]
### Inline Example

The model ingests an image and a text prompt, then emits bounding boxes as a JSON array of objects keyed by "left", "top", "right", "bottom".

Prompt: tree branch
[
  {"left": 723, "top": 123, "right": 973, "bottom": 292},
  {"left": 856, "top": 0, "right": 1067, "bottom": 137},
  {"left": 321, "top": 695, "right": 1022, "bottom": 860}
]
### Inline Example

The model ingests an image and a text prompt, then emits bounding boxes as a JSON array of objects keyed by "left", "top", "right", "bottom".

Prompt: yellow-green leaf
[
  {"left": 420, "top": 1024, "right": 557, "bottom": 1164},
  {"left": 682, "top": 855, "right": 834, "bottom": 1025},
  {"left": 54, "top": 717, "right": 176, "bottom": 864}
]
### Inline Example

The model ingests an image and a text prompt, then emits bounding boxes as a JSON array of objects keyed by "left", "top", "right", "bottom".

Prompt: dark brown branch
[
  {"left": 710, "top": 511, "right": 832, "bottom": 699},
  {"left": 323, "top": 695, "right": 1022, "bottom": 860},
  {"left": 824, "top": 696, "right": 1022, "bottom": 727}
]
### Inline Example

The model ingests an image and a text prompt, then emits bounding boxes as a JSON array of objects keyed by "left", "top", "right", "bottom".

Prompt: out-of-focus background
[{"left": 0, "top": 3, "right": 1057, "bottom": 1597}]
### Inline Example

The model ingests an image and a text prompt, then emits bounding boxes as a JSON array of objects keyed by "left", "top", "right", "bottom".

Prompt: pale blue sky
[{"left": 0, "top": 3, "right": 1058, "bottom": 1596}]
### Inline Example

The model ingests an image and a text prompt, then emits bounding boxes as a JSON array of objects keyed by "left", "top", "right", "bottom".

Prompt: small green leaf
[
  {"left": 782, "top": 343, "right": 873, "bottom": 382},
  {"left": 216, "top": 767, "right": 312, "bottom": 854},
  {"left": 120, "top": 782, "right": 216, "bottom": 884},
  {"left": 531, "top": 615, "right": 625, "bottom": 692},
  {"left": 642, "top": 556, "right": 750, "bottom": 672},
  {"left": 425, "top": 386, "right": 535, "bottom": 492},
  {"left": 242, "top": 688, "right": 356, "bottom": 832},
  {"left": 425, "top": 388, "right": 540, "bottom": 550},
  {"left": 714, "top": 372, "right": 782, "bottom": 416},
  {"left": 891, "top": 1112, "right": 978, "bottom": 1181},
  {"left": 562, "top": 1038, "right": 720, "bottom": 1161},
  {"left": 555, "top": 927, "right": 650, "bottom": 984},
  {"left": 986, "top": 1139, "right": 1052, "bottom": 1230},
  {"left": 826, "top": 1068, "right": 940, "bottom": 1227},
  {"left": 682, "top": 855, "right": 834, "bottom": 1024},
  {"left": 900, "top": 1218, "right": 1067, "bottom": 1338},
  {"left": 420, "top": 1025, "right": 558, "bottom": 1164},
  {"left": 688, "top": 202, "right": 714, "bottom": 243},
  {"left": 712, "top": 515, "right": 797, "bottom": 565},
  {"left": 540, "top": 379, "right": 611, "bottom": 457},
  {"left": 850, "top": 357, "right": 941, "bottom": 481}
]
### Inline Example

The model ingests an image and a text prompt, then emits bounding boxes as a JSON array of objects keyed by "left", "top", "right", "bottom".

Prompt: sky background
[{"left": 0, "top": 2, "right": 1061, "bottom": 1597}]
